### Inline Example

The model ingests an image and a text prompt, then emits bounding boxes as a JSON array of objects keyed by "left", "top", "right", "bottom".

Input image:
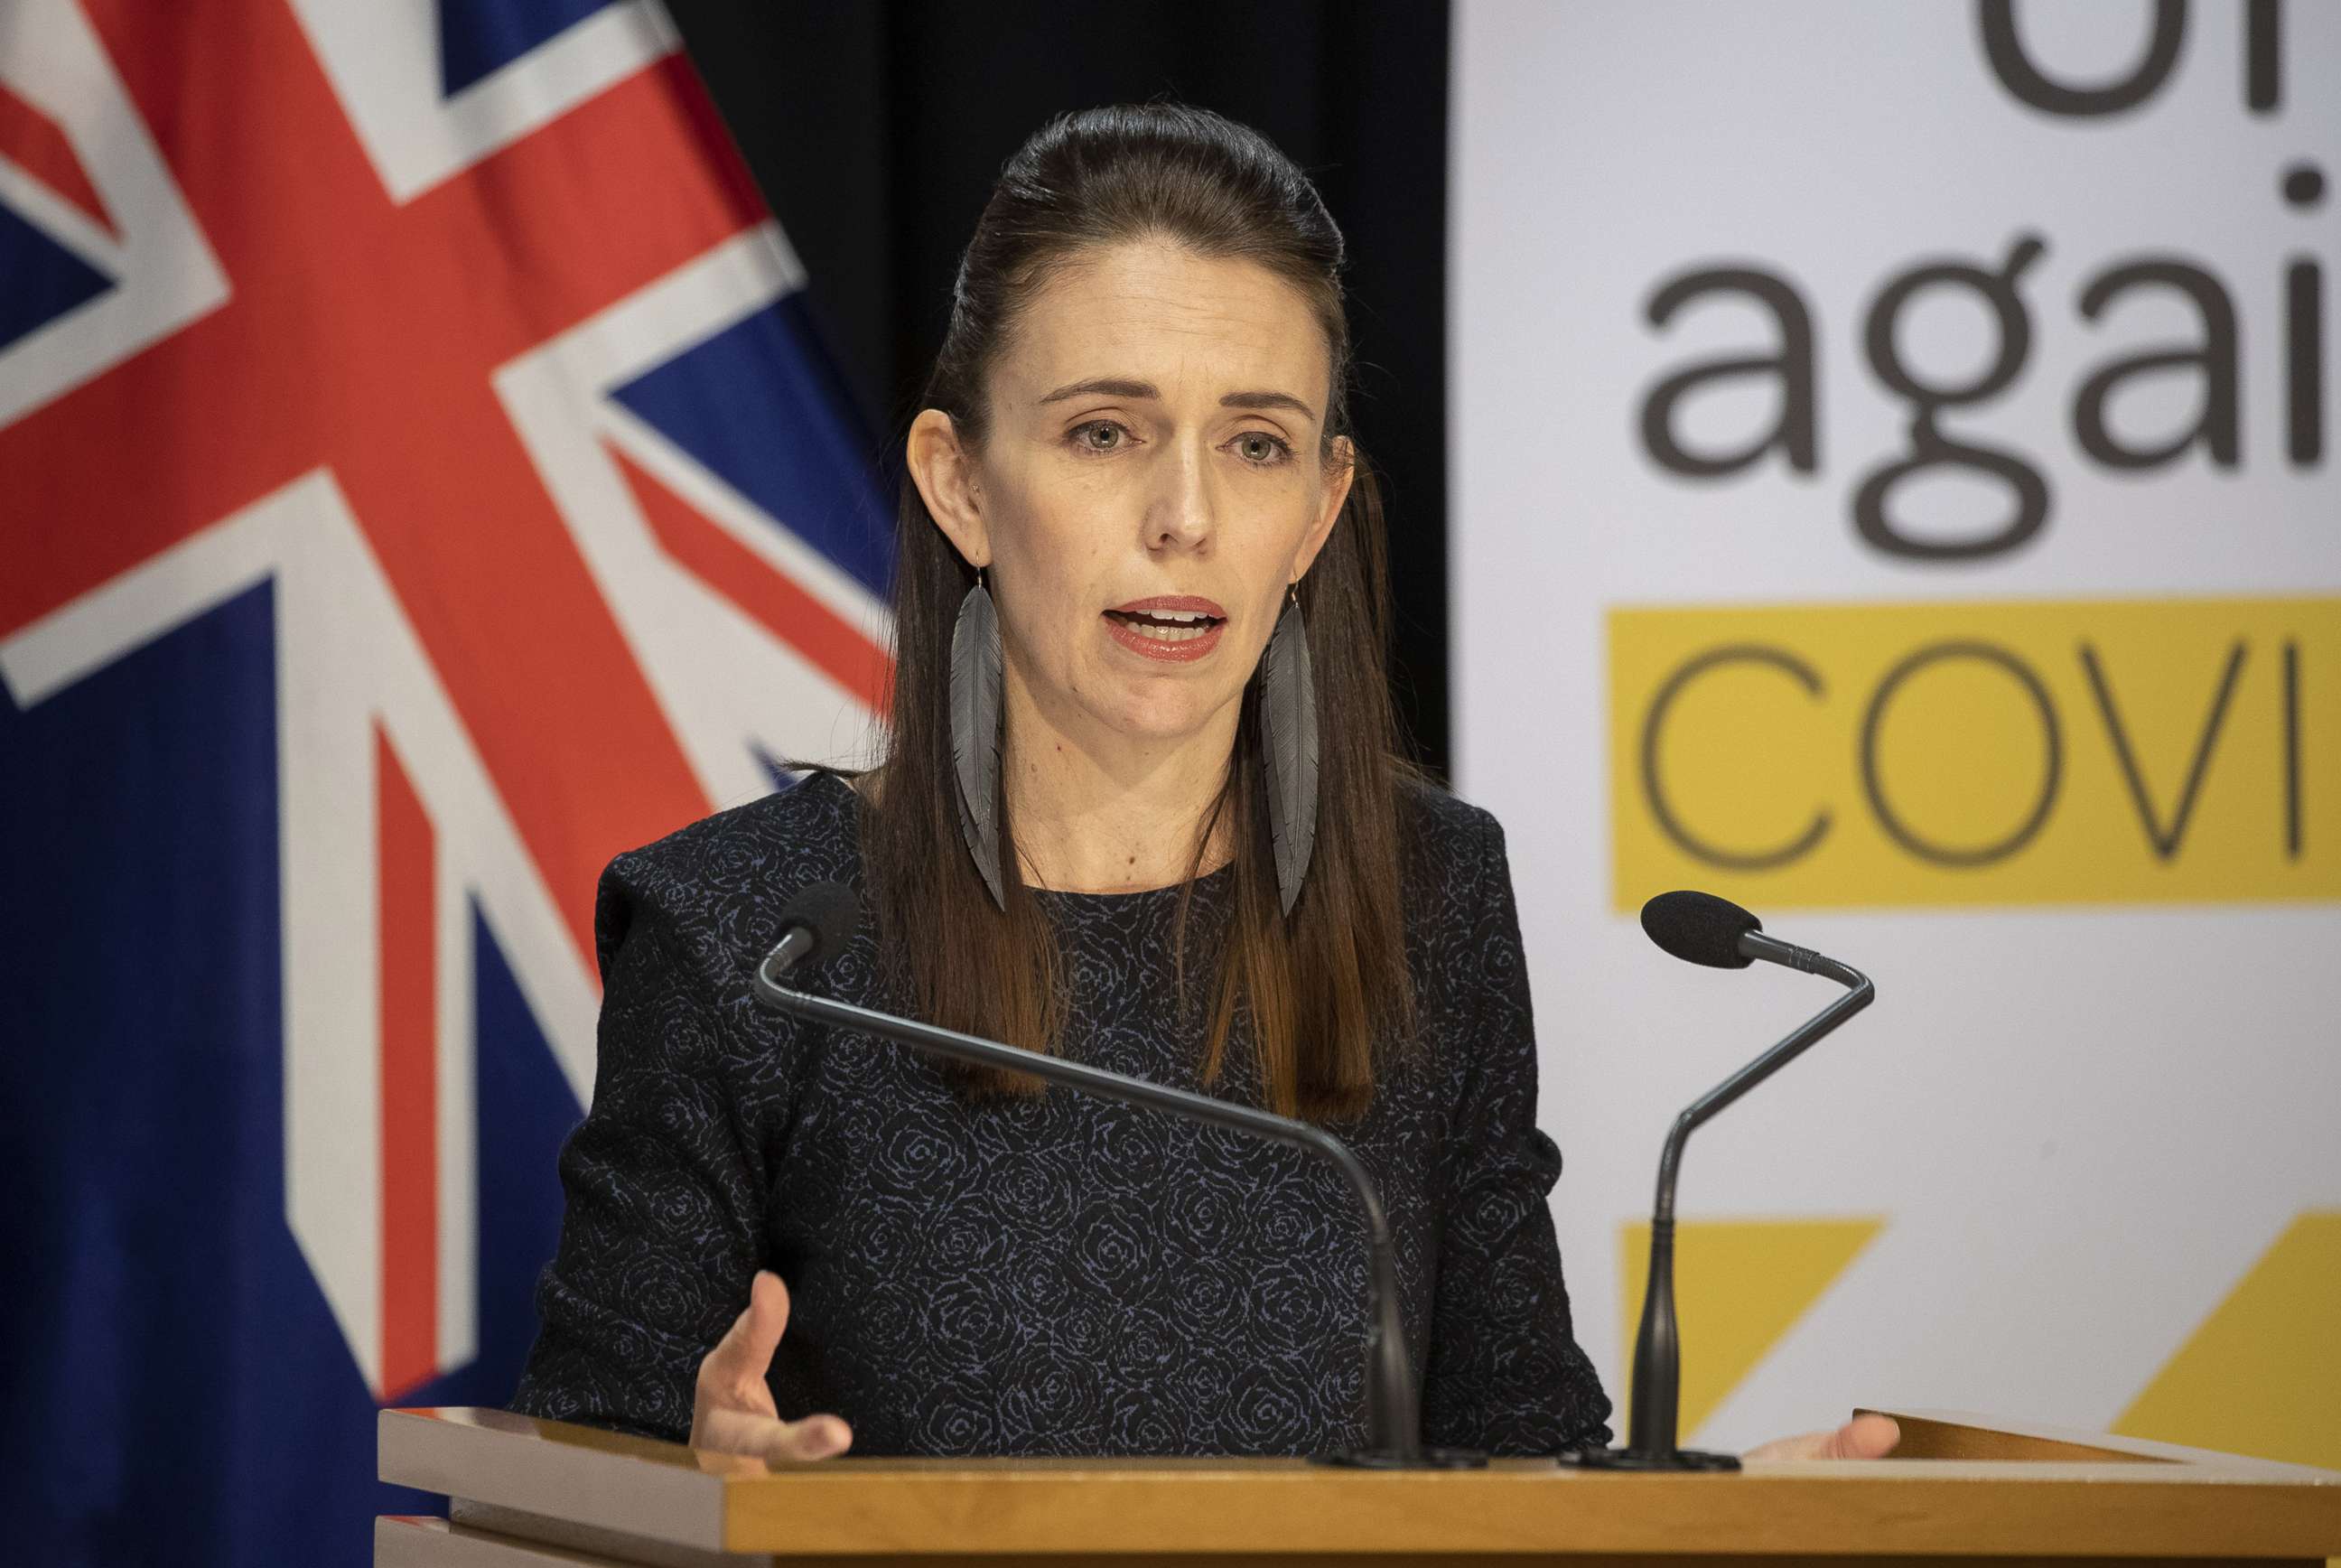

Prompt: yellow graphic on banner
[
  {"left": 2114, "top": 1209, "right": 2341, "bottom": 1471},
  {"left": 1618, "top": 1217, "right": 1881, "bottom": 1441},
  {"left": 1609, "top": 597, "right": 2339, "bottom": 909}
]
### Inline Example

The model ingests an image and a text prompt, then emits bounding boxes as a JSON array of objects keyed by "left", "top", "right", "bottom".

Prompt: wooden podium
[{"left": 377, "top": 1405, "right": 2341, "bottom": 1566}]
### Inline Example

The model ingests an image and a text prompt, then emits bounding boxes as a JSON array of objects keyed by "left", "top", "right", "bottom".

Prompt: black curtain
[{"left": 667, "top": 1, "right": 1454, "bottom": 778}]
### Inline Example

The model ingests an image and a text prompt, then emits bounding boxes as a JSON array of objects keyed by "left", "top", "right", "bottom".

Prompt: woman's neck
[{"left": 999, "top": 671, "right": 1238, "bottom": 895}]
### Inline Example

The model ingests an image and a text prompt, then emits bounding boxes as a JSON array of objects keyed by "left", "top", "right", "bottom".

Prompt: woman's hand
[
  {"left": 689, "top": 1270, "right": 854, "bottom": 1463},
  {"left": 1742, "top": 1412, "right": 1900, "bottom": 1461}
]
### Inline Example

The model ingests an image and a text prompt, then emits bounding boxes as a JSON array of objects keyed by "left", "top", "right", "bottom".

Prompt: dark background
[{"left": 665, "top": 0, "right": 1458, "bottom": 778}]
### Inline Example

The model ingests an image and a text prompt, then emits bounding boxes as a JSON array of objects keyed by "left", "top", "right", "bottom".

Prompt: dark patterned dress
[{"left": 508, "top": 771, "right": 1612, "bottom": 1457}]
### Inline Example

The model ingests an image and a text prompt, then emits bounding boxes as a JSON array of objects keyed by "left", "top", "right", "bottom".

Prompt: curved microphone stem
[
  {"left": 751, "top": 951, "right": 1460, "bottom": 1469},
  {"left": 1618, "top": 935, "right": 1875, "bottom": 1468}
]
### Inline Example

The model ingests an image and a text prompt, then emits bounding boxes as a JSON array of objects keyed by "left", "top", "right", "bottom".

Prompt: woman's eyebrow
[
  {"left": 1039, "top": 376, "right": 1317, "bottom": 421},
  {"left": 1040, "top": 376, "right": 1157, "bottom": 404},
  {"left": 1220, "top": 389, "right": 1316, "bottom": 419}
]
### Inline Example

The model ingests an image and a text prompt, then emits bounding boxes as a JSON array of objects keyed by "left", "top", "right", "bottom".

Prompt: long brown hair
[{"left": 861, "top": 103, "right": 1416, "bottom": 1124}]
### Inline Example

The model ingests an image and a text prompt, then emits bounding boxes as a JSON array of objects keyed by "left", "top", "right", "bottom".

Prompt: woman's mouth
[{"left": 1102, "top": 597, "right": 1227, "bottom": 662}]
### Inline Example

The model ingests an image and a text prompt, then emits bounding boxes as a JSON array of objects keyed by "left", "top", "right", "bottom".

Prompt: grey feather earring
[
  {"left": 949, "top": 567, "right": 1006, "bottom": 909},
  {"left": 1259, "top": 582, "right": 1320, "bottom": 916}
]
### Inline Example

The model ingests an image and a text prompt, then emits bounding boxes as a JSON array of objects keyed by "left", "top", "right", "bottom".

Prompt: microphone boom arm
[
  {"left": 1619, "top": 935, "right": 1875, "bottom": 1468},
  {"left": 751, "top": 954, "right": 1443, "bottom": 1467},
  {"left": 1653, "top": 937, "right": 1874, "bottom": 1228}
]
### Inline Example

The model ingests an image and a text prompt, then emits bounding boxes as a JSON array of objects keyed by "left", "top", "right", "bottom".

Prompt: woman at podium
[{"left": 508, "top": 103, "right": 1882, "bottom": 1468}]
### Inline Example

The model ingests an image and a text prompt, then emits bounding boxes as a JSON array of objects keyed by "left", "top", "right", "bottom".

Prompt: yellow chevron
[
  {"left": 2114, "top": 1209, "right": 2341, "bottom": 1470},
  {"left": 1618, "top": 1216, "right": 1882, "bottom": 1442}
]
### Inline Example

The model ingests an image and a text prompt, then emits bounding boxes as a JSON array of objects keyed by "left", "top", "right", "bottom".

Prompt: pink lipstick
[{"left": 1102, "top": 595, "right": 1227, "bottom": 663}]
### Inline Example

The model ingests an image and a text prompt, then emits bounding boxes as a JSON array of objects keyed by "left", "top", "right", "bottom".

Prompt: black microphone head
[
  {"left": 779, "top": 881, "right": 863, "bottom": 968},
  {"left": 1640, "top": 890, "right": 1761, "bottom": 969}
]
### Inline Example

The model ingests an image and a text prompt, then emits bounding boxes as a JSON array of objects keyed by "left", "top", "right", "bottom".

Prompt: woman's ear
[
  {"left": 906, "top": 408, "right": 992, "bottom": 569},
  {"left": 1292, "top": 434, "right": 1355, "bottom": 582}
]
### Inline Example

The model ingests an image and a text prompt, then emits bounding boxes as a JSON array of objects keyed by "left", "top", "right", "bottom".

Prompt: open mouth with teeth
[{"left": 1104, "top": 607, "right": 1224, "bottom": 641}]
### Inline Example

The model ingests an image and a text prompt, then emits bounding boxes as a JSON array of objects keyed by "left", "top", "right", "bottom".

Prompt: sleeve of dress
[
  {"left": 507, "top": 853, "right": 788, "bottom": 1443},
  {"left": 1417, "top": 811, "right": 1615, "bottom": 1455}
]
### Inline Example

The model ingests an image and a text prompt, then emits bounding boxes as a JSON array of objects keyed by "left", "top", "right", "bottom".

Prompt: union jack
[{"left": 0, "top": 1, "right": 888, "bottom": 1558}]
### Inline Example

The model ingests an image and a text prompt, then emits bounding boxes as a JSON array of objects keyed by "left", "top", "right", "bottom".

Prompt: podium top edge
[{"left": 377, "top": 1408, "right": 2341, "bottom": 1558}]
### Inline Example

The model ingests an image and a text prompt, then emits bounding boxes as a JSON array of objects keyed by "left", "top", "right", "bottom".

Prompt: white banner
[{"left": 1452, "top": 0, "right": 2340, "bottom": 1460}]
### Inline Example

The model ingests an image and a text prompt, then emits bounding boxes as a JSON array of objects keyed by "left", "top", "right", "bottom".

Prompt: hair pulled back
[{"left": 862, "top": 103, "right": 1414, "bottom": 1122}]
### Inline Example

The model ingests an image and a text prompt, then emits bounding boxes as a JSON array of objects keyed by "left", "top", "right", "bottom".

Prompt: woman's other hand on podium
[
  {"left": 1742, "top": 1412, "right": 1901, "bottom": 1461},
  {"left": 689, "top": 1270, "right": 854, "bottom": 1463}
]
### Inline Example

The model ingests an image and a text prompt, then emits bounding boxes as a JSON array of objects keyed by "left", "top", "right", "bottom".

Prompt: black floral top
[{"left": 509, "top": 771, "right": 1612, "bottom": 1457}]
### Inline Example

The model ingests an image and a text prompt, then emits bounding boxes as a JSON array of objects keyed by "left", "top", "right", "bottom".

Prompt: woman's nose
[{"left": 1145, "top": 442, "right": 1215, "bottom": 553}]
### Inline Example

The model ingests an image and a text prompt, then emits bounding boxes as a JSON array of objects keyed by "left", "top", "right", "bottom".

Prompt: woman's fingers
[
  {"left": 1742, "top": 1413, "right": 1901, "bottom": 1461},
  {"left": 730, "top": 1271, "right": 795, "bottom": 1381},
  {"left": 697, "top": 1271, "right": 792, "bottom": 1419},
  {"left": 695, "top": 1405, "right": 853, "bottom": 1463},
  {"left": 689, "top": 1270, "right": 853, "bottom": 1460},
  {"left": 1822, "top": 1413, "right": 1900, "bottom": 1459},
  {"left": 768, "top": 1414, "right": 853, "bottom": 1463}
]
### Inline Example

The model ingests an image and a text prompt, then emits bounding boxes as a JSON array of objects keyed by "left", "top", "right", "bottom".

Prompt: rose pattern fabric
[{"left": 509, "top": 772, "right": 1612, "bottom": 1457}]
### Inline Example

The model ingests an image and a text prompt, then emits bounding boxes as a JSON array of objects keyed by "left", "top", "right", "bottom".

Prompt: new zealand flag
[{"left": 0, "top": 2, "right": 890, "bottom": 1561}]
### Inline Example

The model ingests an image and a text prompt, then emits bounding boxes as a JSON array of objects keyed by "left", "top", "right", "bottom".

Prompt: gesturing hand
[
  {"left": 689, "top": 1270, "right": 854, "bottom": 1463},
  {"left": 1742, "top": 1412, "right": 1900, "bottom": 1462}
]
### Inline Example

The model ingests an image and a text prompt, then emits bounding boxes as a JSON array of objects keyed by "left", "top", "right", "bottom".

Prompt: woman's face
[{"left": 912, "top": 238, "right": 1351, "bottom": 754}]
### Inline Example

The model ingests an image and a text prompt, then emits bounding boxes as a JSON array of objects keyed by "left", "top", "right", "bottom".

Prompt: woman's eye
[
  {"left": 1234, "top": 433, "right": 1291, "bottom": 465},
  {"left": 1071, "top": 420, "right": 1126, "bottom": 453}
]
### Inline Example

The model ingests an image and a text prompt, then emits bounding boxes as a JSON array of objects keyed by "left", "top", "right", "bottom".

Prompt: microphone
[
  {"left": 760, "top": 879, "right": 860, "bottom": 975},
  {"left": 750, "top": 882, "right": 1482, "bottom": 1470},
  {"left": 1569, "top": 891, "right": 1876, "bottom": 1473}
]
